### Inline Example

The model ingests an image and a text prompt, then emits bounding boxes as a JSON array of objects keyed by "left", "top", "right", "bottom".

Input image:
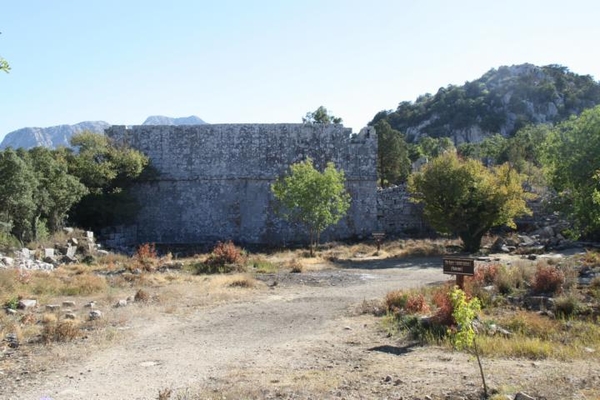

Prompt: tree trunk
[{"left": 460, "top": 230, "right": 485, "bottom": 254}]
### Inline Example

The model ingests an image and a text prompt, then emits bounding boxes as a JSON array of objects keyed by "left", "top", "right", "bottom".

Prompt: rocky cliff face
[
  {"left": 373, "top": 63, "right": 600, "bottom": 144},
  {"left": 0, "top": 121, "right": 110, "bottom": 150}
]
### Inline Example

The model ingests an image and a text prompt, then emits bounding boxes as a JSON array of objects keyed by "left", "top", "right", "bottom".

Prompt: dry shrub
[
  {"left": 227, "top": 275, "right": 256, "bottom": 288},
  {"left": 510, "top": 261, "right": 537, "bottom": 290},
  {"left": 357, "top": 298, "right": 386, "bottom": 316},
  {"left": 205, "top": 241, "right": 247, "bottom": 272},
  {"left": 405, "top": 293, "right": 430, "bottom": 314},
  {"left": 134, "top": 288, "right": 151, "bottom": 303},
  {"left": 134, "top": 243, "right": 159, "bottom": 272},
  {"left": 157, "top": 388, "right": 172, "bottom": 400},
  {"left": 384, "top": 290, "right": 408, "bottom": 312},
  {"left": 580, "top": 250, "right": 600, "bottom": 267},
  {"left": 473, "top": 264, "right": 501, "bottom": 286},
  {"left": 554, "top": 294, "right": 583, "bottom": 318},
  {"left": 432, "top": 285, "right": 454, "bottom": 326},
  {"left": 42, "top": 318, "right": 81, "bottom": 344},
  {"left": 531, "top": 263, "right": 565, "bottom": 294},
  {"left": 557, "top": 261, "right": 579, "bottom": 291},
  {"left": 287, "top": 258, "right": 304, "bottom": 273}
]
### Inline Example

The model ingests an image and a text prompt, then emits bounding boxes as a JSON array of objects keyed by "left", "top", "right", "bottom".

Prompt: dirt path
[
  {"left": 6, "top": 257, "right": 599, "bottom": 399},
  {"left": 6, "top": 258, "right": 448, "bottom": 400}
]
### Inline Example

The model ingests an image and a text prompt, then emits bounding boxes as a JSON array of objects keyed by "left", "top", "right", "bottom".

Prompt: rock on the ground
[
  {"left": 89, "top": 310, "right": 103, "bottom": 320},
  {"left": 1, "top": 256, "right": 14, "bottom": 267},
  {"left": 62, "top": 301, "right": 76, "bottom": 308},
  {"left": 18, "top": 299, "right": 37, "bottom": 309},
  {"left": 115, "top": 299, "right": 128, "bottom": 308},
  {"left": 515, "top": 392, "right": 536, "bottom": 400}
]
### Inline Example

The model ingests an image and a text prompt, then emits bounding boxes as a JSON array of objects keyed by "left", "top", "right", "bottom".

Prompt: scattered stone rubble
[
  {"left": 489, "top": 222, "right": 574, "bottom": 255},
  {"left": 0, "top": 228, "right": 103, "bottom": 271}
]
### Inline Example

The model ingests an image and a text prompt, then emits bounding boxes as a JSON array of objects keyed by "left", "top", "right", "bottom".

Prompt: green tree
[
  {"left": 271, "top": 158, "right": 350, "bottom": 255},
  {"left": 374, "top": 120, "right": 410, "bottom": 186},
  {"left": 408, "top": 152, "right": 531, "bottom": 252},
  {"left": 542, "top": 106, "right": 600, "bottom": 238},
  {"left": 302, "top": 106, "right": 343, "bottom": 124},
  {"left": 449, "top": 287, "right": 487, "bottom": 397},
  {"left": 28, "top": 147, "right": 87, "bottom": 233},
  {"left": 0, "top": 149, "right": 37, "bottom": 242},
  {"left": 417, "top": 136, "right": 455, "bottom": 159},
  {"left": 67, "top": 132, "right": 151, "bottom": 230}
]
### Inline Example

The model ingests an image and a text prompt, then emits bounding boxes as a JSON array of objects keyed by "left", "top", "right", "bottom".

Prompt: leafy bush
[{"left": 531, "top": 263, "right": 565, "bottom": 294}]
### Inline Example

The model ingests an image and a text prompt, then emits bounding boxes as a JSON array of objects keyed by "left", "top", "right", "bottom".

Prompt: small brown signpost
[
  {"left": 372, "top": 232, "right": 385, "bottom": 251},
  {"left": 443, "top": 256, "right": 475, "bottom": 289}
]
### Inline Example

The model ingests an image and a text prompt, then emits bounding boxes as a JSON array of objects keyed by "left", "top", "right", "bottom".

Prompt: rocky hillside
[
  {"left": 142, "top": 115, "right": 206, "bottom": 125},
  {"left": 0, "top": 121, "right": 110, "bottom": 150},
  {"left": 371, "top": 63, "right": 600, "bottom": 143}
]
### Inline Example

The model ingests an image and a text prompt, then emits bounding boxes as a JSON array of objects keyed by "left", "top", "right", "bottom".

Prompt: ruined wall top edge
[{"left": 105, "top": 124, "right": 377, "bottom": 181}]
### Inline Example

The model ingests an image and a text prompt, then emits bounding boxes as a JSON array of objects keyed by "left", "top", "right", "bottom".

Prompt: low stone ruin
[{"left": 0, "top": 228, "right": 107, "bottom": 271}]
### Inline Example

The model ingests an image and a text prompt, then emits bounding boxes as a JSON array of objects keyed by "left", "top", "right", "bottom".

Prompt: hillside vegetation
[{"left": 372, "top": 64, "right": 600, "bottom": 143}]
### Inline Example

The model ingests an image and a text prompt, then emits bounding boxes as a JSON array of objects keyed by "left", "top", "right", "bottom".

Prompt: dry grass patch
[
  {"left": 41, "top": 317, "right": 81, "bottom": 344},
  {"left": 210, "top": 274, "right": 258, "bottom": 289}
]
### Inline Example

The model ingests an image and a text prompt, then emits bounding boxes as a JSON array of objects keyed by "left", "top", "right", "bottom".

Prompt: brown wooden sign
[{"left": 443, "top": 256, "right": 475, "bottom": 276}]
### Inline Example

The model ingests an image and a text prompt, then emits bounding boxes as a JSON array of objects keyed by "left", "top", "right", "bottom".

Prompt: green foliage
[
  {"left": 271, "top": 158, "right": 350, "bottom": 254},
  {"left": 302, "top": 106, "right": 343, "bottom": 124},
  {"left": 67, "top": 131, "right": 151, "bottom": 230},
  {"left": 373, "top": 120, "right": 410, "bottom": 186},
  {"left": 373, "top": 64, "right": 600, "bottom": 141},
  {"left": 449, "top": 287, "right": 481, "bottom": 350},
  {"left": 417, "top": 136, "right": 455, "bottom": 159},
  {"left": 408, "top": 152, "right": 532, "bottom": 252},
  {"left": 542, "top": 105, "right": 600, "bottom": 238},
  {"left": 0, "top": 148, "right": 37, "bottom": 241},
  {"left": 0, "top": 57, "right": 9, "bottom": 73},
  {"left": 27, "top": 147, "right": 87, "bottom": 233}
]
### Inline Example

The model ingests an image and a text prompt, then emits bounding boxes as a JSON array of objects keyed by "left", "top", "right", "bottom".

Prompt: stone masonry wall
[
  {"left": 376, "top": 185, "right": 430, "bottom": 234},
  {"left": 105, "top": 124, "right": 378, "bottom": 246}
]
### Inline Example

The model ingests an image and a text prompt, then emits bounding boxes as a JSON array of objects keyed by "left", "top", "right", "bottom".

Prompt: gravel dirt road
[{"left": 5, "top": 257, "right": 599, "bottom": 399}]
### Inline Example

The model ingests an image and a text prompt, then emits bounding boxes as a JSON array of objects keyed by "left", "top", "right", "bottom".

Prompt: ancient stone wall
[
  {"left": 376, "top": 185, "right": 430, "bottom": 235},
  {"left": 105, "top": 124, "right": 378, "bottom": 245}
]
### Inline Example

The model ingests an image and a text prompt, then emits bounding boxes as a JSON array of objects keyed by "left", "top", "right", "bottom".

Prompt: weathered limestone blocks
[{"left": 106, "top": 124, "right": 378, "bottom": 245}]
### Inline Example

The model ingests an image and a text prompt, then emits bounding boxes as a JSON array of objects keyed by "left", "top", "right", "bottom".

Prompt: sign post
[
  {"left": 442, "top": 256, "right": 475, "bottom": 290},
  {"left": 372, "top": 232, "right": 385, "bottom": 251}
]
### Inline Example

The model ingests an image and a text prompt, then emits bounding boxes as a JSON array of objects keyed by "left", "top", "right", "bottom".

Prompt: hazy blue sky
[{"left": 2, "top": 0, "right": 599, "bottom": 140}]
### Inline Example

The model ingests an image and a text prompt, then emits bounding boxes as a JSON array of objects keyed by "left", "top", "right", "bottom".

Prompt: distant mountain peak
[
  {"left": 142, "top": 115, "right": 206, "bottom": 126},
  {"left": 0, "top": 121, "right": 110, "bottom": 150}
]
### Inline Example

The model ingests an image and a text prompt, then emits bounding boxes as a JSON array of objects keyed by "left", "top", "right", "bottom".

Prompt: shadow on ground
[
  {"left": 332, "top": 256, "right": 444, "bottom": 270},
  {"left": 368, "top": 342, "right": 419, "bottom": 356}
]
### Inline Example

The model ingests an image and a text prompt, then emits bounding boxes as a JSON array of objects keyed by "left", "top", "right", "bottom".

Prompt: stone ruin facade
[{"left": 105, "top": 124, "right": 381, "bottom": 246}]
